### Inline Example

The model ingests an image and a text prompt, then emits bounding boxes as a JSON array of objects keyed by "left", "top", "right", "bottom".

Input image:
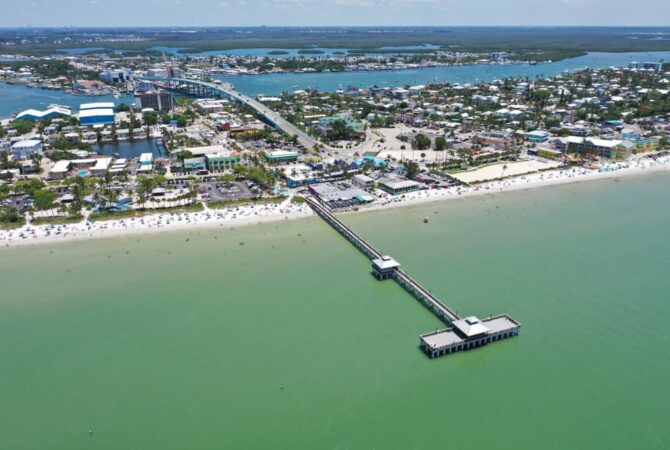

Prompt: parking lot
[{"left": 198, "top": 181, "right": 253, "bottom": 201}]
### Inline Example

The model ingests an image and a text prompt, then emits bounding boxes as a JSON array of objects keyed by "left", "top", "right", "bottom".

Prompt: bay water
[{"left": 1, "top": 173, "right": 669, "bottom": 449}]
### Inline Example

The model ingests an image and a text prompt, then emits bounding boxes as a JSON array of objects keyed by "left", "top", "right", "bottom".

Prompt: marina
[{"left": 303, "top": 195, "right": 520, "bottom": 358}]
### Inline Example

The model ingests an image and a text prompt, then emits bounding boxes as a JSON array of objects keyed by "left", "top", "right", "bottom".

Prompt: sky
[{"left": 2, "top": 0, "right": 670, "bottom": 27}]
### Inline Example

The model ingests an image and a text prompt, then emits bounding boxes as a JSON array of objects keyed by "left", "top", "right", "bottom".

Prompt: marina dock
[{"left": 304, "top": 195, "right": 520, "bottom": 358}]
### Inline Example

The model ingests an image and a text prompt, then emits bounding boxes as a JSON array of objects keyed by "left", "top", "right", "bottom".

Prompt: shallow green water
[{"left": 1, "top": 173, "right": 669, "bottom": 449}]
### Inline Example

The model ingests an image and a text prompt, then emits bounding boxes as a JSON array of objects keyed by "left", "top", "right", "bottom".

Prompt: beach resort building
[{"left": 48, "top": 158, "right": 113, "bottom": 179}]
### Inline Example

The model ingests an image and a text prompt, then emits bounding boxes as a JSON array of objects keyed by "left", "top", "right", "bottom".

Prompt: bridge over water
[{"left": 138, "top": 76, "right": 324, "bottom": 150}]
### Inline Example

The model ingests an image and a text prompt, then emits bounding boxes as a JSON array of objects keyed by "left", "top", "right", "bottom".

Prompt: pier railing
[
  {"left": 304, "top": 196, "right": 381, "bottom": 260},
  {"left": 394, "top": 269, "right": 460, "bottom": 323},
  {"left": 305, "top": 195, "right": 459, "bottom": 324},
  {"left": 304, "top": 194, "right": 519, "bottom": 358}
]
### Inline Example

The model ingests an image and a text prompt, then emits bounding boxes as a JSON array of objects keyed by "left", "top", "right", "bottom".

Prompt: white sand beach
[{"left": 2, "top": 154, "right": 669, "bottom": 248}]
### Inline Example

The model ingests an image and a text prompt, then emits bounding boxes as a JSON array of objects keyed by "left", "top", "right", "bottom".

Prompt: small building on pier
[
  {"left": 419, "top": 315, "right": 520, "bottom": 358},
  {"left": 372, "top": 255, "right": 400, "bottom": 280}
]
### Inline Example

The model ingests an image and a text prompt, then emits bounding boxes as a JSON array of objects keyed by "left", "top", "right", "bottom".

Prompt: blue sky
[{"left": 2, "top": 0, "right": 669, "bottom": 27}]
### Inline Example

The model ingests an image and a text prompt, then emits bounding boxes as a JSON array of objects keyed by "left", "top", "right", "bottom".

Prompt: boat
[{"left": 423, "top": 217, "right": 429, "bottom": 224}]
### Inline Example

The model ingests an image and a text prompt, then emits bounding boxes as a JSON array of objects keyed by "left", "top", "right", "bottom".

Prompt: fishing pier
[{"left": 304, "top": 195, "right": 520, "bottom": 358}]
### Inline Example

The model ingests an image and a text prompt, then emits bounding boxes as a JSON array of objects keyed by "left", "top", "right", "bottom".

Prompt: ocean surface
[
  {"left": 2, "top": 50, "right": 670, "bottom": 118},
  {"left": 1, "top": 173, "right": 669, "bottom": 449}
]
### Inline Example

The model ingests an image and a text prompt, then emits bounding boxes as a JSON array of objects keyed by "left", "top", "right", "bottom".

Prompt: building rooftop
[
  {"left": 80, "top": 102, "right": 115, "bottom": 110},
  {"left": 378, "top": 178, "right": 420, "bottom": 190},
  {"left": 12, "top": 139, "right": 42, "bottom": 148},
  {"left": 372, "top": 255, "right": 400, "bottom": 271},
  {"left": 79, "top": 108, "right": 115, "bottom": 118},
  {"left": 452, "top": 316, "right": 490, "bottom": 337}
]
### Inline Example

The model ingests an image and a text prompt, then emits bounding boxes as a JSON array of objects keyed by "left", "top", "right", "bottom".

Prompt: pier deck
[{"left": 304, "top": 195, "right": 520, "bottom": 358}]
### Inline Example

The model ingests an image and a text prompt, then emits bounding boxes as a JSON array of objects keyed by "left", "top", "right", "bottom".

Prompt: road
[{"left": 139, "top": 76, "right": 328, "bottom": 151}]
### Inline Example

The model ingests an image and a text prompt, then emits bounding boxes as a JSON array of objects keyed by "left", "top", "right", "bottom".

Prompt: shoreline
[{"left": 2, "top": 155, "right": 670, "bottom": 249}]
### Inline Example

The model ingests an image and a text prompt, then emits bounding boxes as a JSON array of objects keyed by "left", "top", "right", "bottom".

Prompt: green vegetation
[
  {"left": 508, "top": 49, "right": 586, "bottom": 62},
  {"left": 403, "top": 160, "right": 420, "bottom": 180},
  {"left": 10, "top": 120, "right": 35, "bottom": 136},
  {"left": 13, "top": 178, "right": 45, "bottom": 197},
  {"left": 326, "top": 120, "right": 349, "bottom": 141},
  {"left": 31, "top": 214, "right": 83, "bottom": 226},
  {"left": 89, "top": 203, "right": 204, "bottom": 222},
  {"left": 0, "top": 206, "right": 25, "bottom": 229},
  {"left": 434, "top": 136, "right": 447, "bottom": 151},
  {"left": 206, "top": 195, "right": 287, "bottom": 209},
  {"left": 50, "top": 138, "right": 93, "bottom": 153},
  {"left": 32, "top": 189, "right": 56, "bottom": 211},
  {"left": 290, "top": 196, "right": 306, "bottom": 205},
  {"left": 412, "top": 134, "right": 431, "bottom": 151},
  {"left": 234, "top": 164, "right": 276, "bottom": 188},
  {"left": 268, "top": 50, "right": 290, "bottom": 55},
  {"left": 8, "top": 27, "right": 670, "bottom": 57}
]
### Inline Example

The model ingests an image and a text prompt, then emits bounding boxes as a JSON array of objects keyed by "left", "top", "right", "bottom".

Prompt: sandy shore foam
[{"left": 2, "top": 155, "right": 669, "bottom": 248}]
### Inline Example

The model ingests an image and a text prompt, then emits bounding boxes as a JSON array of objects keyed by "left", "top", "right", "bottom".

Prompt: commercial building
[
  {"left": 377, "top": 177, "right": 421, "bottom": 195},
  {"left": 525, "top": 130, "right": 550, "bottom": 143},
  {"left": 100, "top": 69, "right": 133, "bottom": 83},
  {"left": 352, "top": 174, "right": 374, "bottom": 190},
  {"left": 632, "top": 136, "right": 661, "bottom": 154},
  {"left": 79, "top": 102, "right": 115, "bottom": 126},
  {"left": 193, "top": 99, "right": 228, "bottom": 113},
  {"left": 629, "top": 62, "right": 662, "bottom": 72},
  {"left": 264, "top": 149, "right": 300, "bottom": 163},
  {"left": 11, "top": 139, "right": 43, "bottom": 160},
  {"left": 205, "top": 151, "right": 241, "bottom": 172},
  {"left": 16, "top": 106, "right": 71, "bottom": 121},
  {"left": 135, "top": 90, "right": 173, "bottom": 112},
  {"left": 536, "top": 148, "right": 563, "bottom": 160},
  {"left": 183, "top": 157, "right": 207, "bottom": 173},
  {"left": 309, "top": 182, "right": 374, "bottom": 208}
]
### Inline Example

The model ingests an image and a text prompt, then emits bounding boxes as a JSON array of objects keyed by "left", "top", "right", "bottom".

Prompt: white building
[
  {"left": 100, "top": 69, "right": 133, "bottom": 83},
  {"left": 11, "top": 139, "right": 43, "bottom": 160}
]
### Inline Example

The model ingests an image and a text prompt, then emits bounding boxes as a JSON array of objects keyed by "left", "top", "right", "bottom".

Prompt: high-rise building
[{"left": 135, "top": 91, "right": 174, "bottom": 112}]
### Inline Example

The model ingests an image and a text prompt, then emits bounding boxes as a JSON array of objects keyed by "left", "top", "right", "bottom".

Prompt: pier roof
[
  {"left": 372, "top": 255, "right": 400, "bottom": 271},
  {"left": 452, "top": 316, "right": 489, "bottom": 337}
]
